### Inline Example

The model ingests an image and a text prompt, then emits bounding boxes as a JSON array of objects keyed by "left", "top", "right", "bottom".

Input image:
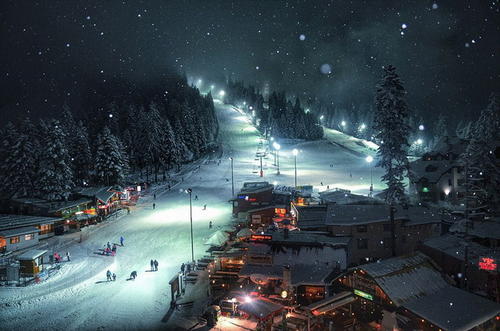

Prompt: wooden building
[{"left": 17, "top": 249, "right": 48, "bottom": 277}]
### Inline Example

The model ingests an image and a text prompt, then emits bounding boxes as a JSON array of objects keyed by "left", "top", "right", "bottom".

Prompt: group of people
[
  {"left": 103, "top": 242, "right": 118, "bottom": 256},
  {"left": 150, "top": 259, "right": 159, "bottom": 271},
  {"left": 180, "top": 262, "right": 193, "bottom": 275},
  {"left": 106, "top": 270, "right": 116, "bottom": 281}
]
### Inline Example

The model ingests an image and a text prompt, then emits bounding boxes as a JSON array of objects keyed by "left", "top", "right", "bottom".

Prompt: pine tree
[
  {"left": 37, "top": 119, "right": 74, "bottom": 200},
  {"left": 432, "top": 113, "right": 449, "bottom": 148},
  {"left": 461, "top": 93, "right": 500, "bottom": 216},
  {"left": 94, "top": 126, "right": 126, "bottom": 186},
  {"left": 373, "top": 65, "right": 410, "bottom": 204},
  {"left": 0, "top": 122, "right": 20, "bottom": 197},
  {"left": 73, "top": 123, "right": 92, "bottom": 186}
]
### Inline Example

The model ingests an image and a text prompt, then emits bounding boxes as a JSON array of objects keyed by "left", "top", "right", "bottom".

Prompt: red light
[{"left": 479, "top": 257, "right": 497, "bottom": 271}]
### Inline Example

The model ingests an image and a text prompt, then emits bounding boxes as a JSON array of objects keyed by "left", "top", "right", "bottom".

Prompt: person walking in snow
[
  {"left": 107, "top": 242, "right": 111, "bottom": 250},
  {"left": 154, "top": 193, "right": 156, "bottom": 200},
  {"left": 181, "top": 263, "right": 185, "bottom": 274},
  {"left": 112, "top": 273, "right": 116, "bottom": 281},
  {"left": 106, "top": 270, "right": 112, "bottom": 281},
  {"left": 153, "top": 203, "right": 156, "bottom": 210},
  {"left": 130, "top": 271, "right": 137, "bottom": 280},
  {"left": 120, "top": 236, "right": 124, "bottom": 246},
  {"left": 154, "top": 260, "right": 158, "bottom": 271},
  {"left": 66, "top": 252, "right": 71, "bottom": 262},
  {"left": 186, "top": 263, "right": 191, "bottom": 274},
  {"left": 194, "top": 195, "right": 198, "bottom": 200},
  {"left": 203, "top": 204, "right": 207, "bottom": 210},
  {"left": 150, "top": 259, "right": 154, "bottom": 271},
  {"left": 209, "top": 221, "right": 213, "bottom": 229}
]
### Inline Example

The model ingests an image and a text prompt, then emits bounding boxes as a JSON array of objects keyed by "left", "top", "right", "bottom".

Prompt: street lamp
[
  {"left": 366, "top": 155, "right": 374, "bottom": 197},
  {"left": 186, "top": 188, "right": 194, "bottom": 262},
  {"left": 293, "top": 149, "right": 299, "bottom": 187},
  {"left": 219, "top": 90, "right": 225, "bottom": 97},
  {"left": 273, "top": 142, "right": 281, "bottom": 175},
  {"left": 229, "top": 157, "right": 234, "bottom": 197}
]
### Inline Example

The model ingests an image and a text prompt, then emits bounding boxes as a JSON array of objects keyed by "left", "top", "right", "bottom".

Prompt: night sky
[{"left": 1, "top": 0, "right": 499, "bottom": 124}]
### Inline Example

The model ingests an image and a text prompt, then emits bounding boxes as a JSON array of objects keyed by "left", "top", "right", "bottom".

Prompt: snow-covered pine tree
[
  {"left": 0, "top": 122, "right": 20, "bottom": 197},
  {"left": 461, "top": 93, "right": 500, "bottom": 216},
  {"left": 37, "top": 119, "right": 74, "bottom": 200},
  {"left": 373, "top": 65, "right": 410, "bottom": 205},
  {"left": 432, "top": 113, "right": 448, "bottom": 148},
  {"left": 73, "top": 123, "right": 92, "bottom": 186},
  {"left": 5, "top": 120, "right": 38, "bottom": 197},
  {"left": 94, "top": 126, "right": 126, "bottom": 186}
]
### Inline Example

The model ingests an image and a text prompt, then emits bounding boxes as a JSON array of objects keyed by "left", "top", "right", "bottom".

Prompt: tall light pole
[
  {"left": 187, "top": 188, "right": 194, "bottom": 262},
  {"left": 366, "top": 155, "right": 374, "bottom": 197},
  {"left": 229, "top": 157, "right": 234, "bottom": 197},
  {"left": 293, "top": 149, "right": 298, "bottom": 187},
  {"left": 273, "top": 142, "right": 281, "bottom": 175}
]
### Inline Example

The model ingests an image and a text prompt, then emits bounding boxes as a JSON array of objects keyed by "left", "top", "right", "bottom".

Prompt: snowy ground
[{"left": 0, "top": 102, "right": 385, "bottom": 330}]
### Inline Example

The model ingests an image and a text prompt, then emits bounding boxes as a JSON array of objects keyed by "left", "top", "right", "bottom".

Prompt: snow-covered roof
[
  {"left": 236, "top": 228, "right": 253, "bottom": 238},
  {"left": 204, "top": 230, "right": 229, "bottom": 247},
  {"left": 449, "top": 219, "right": 500, "bottom": 240},
  {"left": 238, "top": 297, "right": 284, "bottom": 320},
  {"left": 17, "top": 249, "right": 47, "bottom": 261},
  {"left": 0, "top": 226, "right": 39, "bottom": 238},
  {"left": 403, "top": 285, "right": 500, "bottom": 331},
  {"left": 269, "top": 231, "right": 350, "bottom": 247},
  {"left": 295, "top": 205, "right": 327, "bottom": 229},
  {"left": 357, "top": 253, "right": 448, "bottom": 306},
  {"left": 422, "top": 234, "right": 500, "bottom": 264},
  {"left": 239, "top": 264, "right": 283, "bottom": 279},
  {"left": 76, "top": 187, "right": 115, "bottom": 203},
  {"left": 0, "top": 214, "right": 62, "bottom": 232},
  {"left": 291, "top": 263, "right": 338, "bottom": 286},
  {"left": 319, "top": 190, "right": 382, "bottom": 205},
  {"left": 12, "top": 197, "right": 92, "bottom": 213},
  {"left": 325, "top": 205, "right": 442, "bottom": 226}
]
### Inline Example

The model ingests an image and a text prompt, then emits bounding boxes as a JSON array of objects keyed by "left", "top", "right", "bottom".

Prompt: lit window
[
  {"left": 10, "top": 236, "right": 20, "bottom": 244},
  {"left": 25, "top": 234, "right": 35, "bottom": 241}
]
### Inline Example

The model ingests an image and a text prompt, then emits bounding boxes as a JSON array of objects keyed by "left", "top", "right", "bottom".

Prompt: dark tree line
[
  {"left": 225, "top": 80, "right": 323, "bottom": 140},
  {"left": 0, "top": 74, "right": 218, "bottom": 200}
]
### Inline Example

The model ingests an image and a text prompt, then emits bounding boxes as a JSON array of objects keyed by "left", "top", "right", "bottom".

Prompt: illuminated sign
[
  {"left": 354, "top": 289, "right": 373, "bottom": 301},
  {"left": 422, "top": 187, "right": 429, "bottom": 193},
  {"left": 479, "top": 257, "right": 497, "bottom": 271},
  {"left": 238, "top": 195, "right": 247, "bottom": 200},
  {"left": 250, "top": 234, "right": 272, "bottom": 241}
]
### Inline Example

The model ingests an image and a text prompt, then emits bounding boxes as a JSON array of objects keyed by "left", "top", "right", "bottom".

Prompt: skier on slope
[
  {"left": 112, "top": 273, "right": 116, "bottom": 281},
  {"left": 154, "top": 260, "right": 159, "bottom": 271},
  {"left": 130, "top": 271, "right": 137, "bottom": 280},
  {"left": 120, "top": 236, "right": 124, "bottom": 246},
  {"left": 106, "top": 270, "right": 112, "bottom": 281},
  {"left": 150, "top": 259, "right": 154, "bottom": 271},
  {"left": 209, "top": 221, "right": 213, "bottom": 229}
]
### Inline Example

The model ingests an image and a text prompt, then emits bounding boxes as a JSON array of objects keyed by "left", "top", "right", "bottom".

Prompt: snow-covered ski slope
[{"left": 0, "top": 102, "right": 384, "bottom": 330}]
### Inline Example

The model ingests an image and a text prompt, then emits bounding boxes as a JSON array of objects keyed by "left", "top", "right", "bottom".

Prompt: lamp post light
[
  {"left": 186, "top": 188, "right": 194, "bottom": 262},
  {"left": 366, "top": 155, "right": 374, "bottom": 197},
  {"left": 229, "top": 157, "right": 234, "bottom": 197},
  {"left": 293, "top": 149, "right": 298, "bottom": 187},
  {"left": 273, "top": 142, "right": 281, "bottom": 175}
]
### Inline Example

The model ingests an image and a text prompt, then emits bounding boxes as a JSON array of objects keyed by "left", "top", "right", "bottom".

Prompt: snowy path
[{"left": 0, "top": 102, "right": 385, "bottom": 330}]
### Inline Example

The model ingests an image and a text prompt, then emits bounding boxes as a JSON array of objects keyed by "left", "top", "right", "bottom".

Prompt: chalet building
[
  {"left": 409, "top": 136, "right": 467, "bottom": 203},
  {"left": 336, "top": 253, "right": 500, "bottom": 330},
  {"left": 0, "top": 214, "right": 62, "bottom": 252},
  {"left": 420, "top": 233, "right": 500, "bottom": 303},
  {"left": 293, "top": 203, "right": 443, "bottom": 266},
  {"left": 232, "top": 182, "right": 275, "bottom": 218},
  {"left": 76, "top": 186, "right": 121, "bottom": 216}
]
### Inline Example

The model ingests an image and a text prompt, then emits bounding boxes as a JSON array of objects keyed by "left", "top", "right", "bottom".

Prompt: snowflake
[{"left": 299, "top": 34, "right": 306, "bottom": 41}]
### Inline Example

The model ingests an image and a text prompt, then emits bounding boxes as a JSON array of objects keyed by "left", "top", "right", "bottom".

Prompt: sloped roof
[
  {"left": 0, "top": 226, "right": 39, "bottom": 238},
  {"left": 319, "top": 190, "right": 382, "bottom": 205},
  {"left": 17, "top": 249, "right": 48, "bottom": 260},
  {"left": 422, "top": 234, "right": 500, "bottom": 264},
  {"left": 291, "top": 263, "right": 338, "bottom": 286},
  {"left": 77, "top": 187, "right": 115, "bottom": 203},
  {"left": 0, "top": 214, "right": 62, "bottom": 232},
  {"left": 296, "top": 205, "right": 327, "bottom": 228},
  {"left": 269, "top": 231, "right": 350, "bottom": 247},
  {"left": 12, "top": 198, "right": 92, "bottom": 213},
  {"left": 239, "top": 264, "right": 283, "bottom": 279},
  {"left": 325, "top": 205, "right": 442, "bottom": 226},
  {"left": 449, "top": 219, "right": 500, "bottom": 240},
  {"left": 238, "top": 297, "right": 284, "bottom": 320},
  {"left": 239, "top": 182, "right": 274, "bottom": 194},
  {"left": 358, "top": 253, "right": 448, "bottom": 306},
  {"left": 404, "top": 285, "right": 500, "bottom": 331}
]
